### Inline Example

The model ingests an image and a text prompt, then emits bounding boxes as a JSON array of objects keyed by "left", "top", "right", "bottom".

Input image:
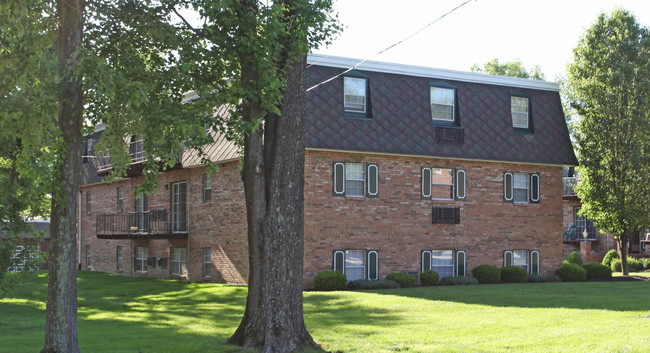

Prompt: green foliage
[
  {"left": 472, "top": 265, "right": 501, "bottom": 284},
  {"left": 581, "top": 262, "right": 612, "bottom": 280},
  {"left": 640, "top": 257, "right": 650, "bottom": 270},
  {"left": 610, "top": 258, "right": 643, "bottom": 272},
  {"left": 313, "top": 271, "right": 347, "bottom": 291},
  {"left": 439, "top": 276, "right": 479, "bottom": 286},
  {"left": 385, "top": 272, "right": 416, "bottom": 288},
  {"left": 471, "top": 58, "right": 545, "bottom": 80},
  {"left": 568, "top": 9, "right": 650, "bottom": 274},
  {"left": 601, "top": 249, "right": 620, "bottom": 267},
  {"left": 565, "top": 251, "right": 583, "bottom": 265},
  {"left": 528, "top": 275, "right": 562, "bottom": 283},
  {"left": 420, "top": 270, "right": 440, "bottom": 286},
  {"left": 555, "top": 263, "right": 587, "bottom": 282},
  {"left": 346, "top": 279, "right": 399, "bottom": 290},
  {"left": 500, "top": 266, "right": 529, "bottom": 283}
]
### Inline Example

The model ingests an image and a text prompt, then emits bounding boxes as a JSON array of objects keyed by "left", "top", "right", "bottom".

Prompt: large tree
[
  {"left": 567, "top": 9, "right": 650, "bottom": 275},
  {"left": 175, "top": 1, "right": 338, "bottom": 351},
  {"left": 471, "top": 58, "right": 545, "bottom": 80}
]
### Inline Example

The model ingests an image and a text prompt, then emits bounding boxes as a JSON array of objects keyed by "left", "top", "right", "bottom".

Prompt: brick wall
[{"left": 81, "top": 150, "right": 566, "bottom": 288}]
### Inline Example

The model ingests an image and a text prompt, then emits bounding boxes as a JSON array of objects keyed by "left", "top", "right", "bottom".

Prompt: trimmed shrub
[
  {"left": 500, "top": 266, "right": 529, "bottom": 283},
  {"left": 314, "top": 271, "right": 347, "bottom": 291},
  {"left": 472, "top": 264, "right": 501, "bottom": 284},
  {"left": 640, "top": 258, "right": 650, "bottom": 270},
  {"left": 611, "top": 257, "right": 643, "bottom": 272},
  {"left": 440, "top": 276, "right": 479, "bottom": 285},
  {"left": 420, "top": 270, "right": 440, "bottom": 286},
  {"left": 528, "top": 275, "right": 561, "bottom": 283},
  {"left": 347, "top": 279, "right": 399, "bottom": 290},
  {"left": 555, "top": 263, "right": 587, "bottom": 282},
  {"left": 386, "top": 272, "right": 416, "bottom": 288},
  {"left": 581, "top": 262, "right": 612, "bottom": 280},
  {"left": 601, "top": 249, "right": 619, "bottom": 268},
  {"left": 565, "top": 251, "right": 583, "bottom": 265}
]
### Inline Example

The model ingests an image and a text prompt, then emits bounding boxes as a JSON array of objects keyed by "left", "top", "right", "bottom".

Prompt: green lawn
[{"left": 1, "top": 271, "right": 649, "bottom": 353}]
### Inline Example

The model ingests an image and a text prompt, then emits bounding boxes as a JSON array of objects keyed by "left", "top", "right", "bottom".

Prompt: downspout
[
  {"left": 187, "top": 168, "right": 191, "bottom": 278},
  {"left": 78, "top": 191, "right": 82, "bottom": 269}
]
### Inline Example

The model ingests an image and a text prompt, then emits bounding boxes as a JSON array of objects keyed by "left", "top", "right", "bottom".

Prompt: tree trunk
[
  {"left": 619, "top": 234, "right": 630, "bottom": 276},
  {"left": 227, "top": 55, "right": 319, "bottom": 353},
  {"left": 42, "top": 1, "right": 84, "bottom": 352}
]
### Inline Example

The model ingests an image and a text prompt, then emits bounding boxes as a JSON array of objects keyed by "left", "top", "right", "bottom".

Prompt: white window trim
[
  {"left": 530, "top": 174, "right": 540, "bottom": 202},
  {"left": 421, "top": 250, "right": 432, "bottom": 272},
  {"left": 421, "top": 168, "right": 432, "bottom": 198},
  {"left": 344, "top": 249, "right": 366, "bottom": 282},
  {"left": 171, "top": 181, "right": 187, "bottom": 233},
  {"left": 504, "top": 172, "right": 514, "bottom": 201},
  {"left": 203, "top": 248, "right": 212, "bottom": 278},
  {"left": 367, "top": 251, "right": 378, "bottom": 280},
  {"left": 333, "top": 250, "right": 345, "bottom": 273},
  {"left": 431, "top": 249, "right": 455, "bottom": 278},
  {"left": 344, "top": 163, "right": 366, "bottom": 198},
  {"left": 367, "top": 164, "right": 378, "bottom": 197},
  {"left": 456, "top": 169, "right": 466, "bottom": 200},
  {"left": 504, "top": 250, "right": 513, "bottom": 267},
  {"left": 430, "top": 87, "right": 455, "bottom": 122},
  {"left": 333, "top": 163, "right": 345, "bottom": 195},
  {"left": 530, "top": 250, "right": 540, "bottom": 275},
  {"left": 513, "top": 173, "right": 529, "bottom": 203},
  {"left": 456, "top": 250, "right": 466, "bottom": 277},
  {"left": 513, "top": 249, "right": 529, "bottom": 272},
  {"left": 344, "top": 77, "right": 367, "bottom": 113},
  {"left": 203, "top": 174, "right": 212, "bottom": 203},
  {"left": 171, "top": 247, "right": 187, "bottom": 275},
  {"left": 135, "top": 247, "right": 148, "bottom": 272},
  {"left": 511, "top": 96, "right": 529, "bottom": 129}
]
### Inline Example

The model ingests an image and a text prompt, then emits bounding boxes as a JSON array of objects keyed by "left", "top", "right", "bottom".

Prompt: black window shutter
[
  {"left": 504, "top": 172, "right": 513, "bottom": 202},
  {"left": 421, "top": 250, "right": 432, "bottom": 272},
  {"left": 367, "top": 251, "right": 378, "bottom": 280},
  {"left": 504, "top": 251, "right": 513, "bottom": 267},
  {"left": 367, "top": 164, "right": 379, "bottom": 198},
  {"left": 333, "top": 162, "right": 345, "bottom": 196},
  {"left": 530, "top": 173, "right": 540, "bottom": 203},
  {"left": 456, "top": 169, "right": 466, "bottom": 200},
  {"left": 530, "top": 250, "right": 540, "bottom": 275},
  {"left": 456, "top": 251, "right": 466, "bottom": 277},
  {"left": 421, "top": 167, "right": 432, "bottom": 198},
  {"left": 333, "top": 251, "right": 345, "bottom": 273}
]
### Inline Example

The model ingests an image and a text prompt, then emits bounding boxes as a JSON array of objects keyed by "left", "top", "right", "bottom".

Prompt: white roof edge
[{"left": 307, "top": 53, "right": 560, "bottom": 92}]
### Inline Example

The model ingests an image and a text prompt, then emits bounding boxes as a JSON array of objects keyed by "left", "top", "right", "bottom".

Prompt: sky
[{"left": 312, "top": 0, "right": 650, "bottom": 81}]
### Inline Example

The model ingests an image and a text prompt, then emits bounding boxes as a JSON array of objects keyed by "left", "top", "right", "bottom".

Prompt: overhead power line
[{"left": 306, "top": 0, "right": 476, "bottom": 92}]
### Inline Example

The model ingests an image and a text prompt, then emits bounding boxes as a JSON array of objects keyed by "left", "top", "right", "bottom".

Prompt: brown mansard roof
[{"left": 305, "top": 55, "right": 577, "bottom": 166}]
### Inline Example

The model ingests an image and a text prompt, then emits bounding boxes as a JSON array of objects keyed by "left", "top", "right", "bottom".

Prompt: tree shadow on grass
[{"left": 362, "top": 281, "right": 650, "bottom": 312}]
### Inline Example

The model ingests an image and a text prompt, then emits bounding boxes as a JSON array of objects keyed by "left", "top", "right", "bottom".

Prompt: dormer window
[
  {"left": 430, "top": 87, "right": 455, "bottom": 122},
  {"left": 344, "top": 77, "right": 367, "bottom": 113},
  {"left": 511, "top": 96, "right": 529, "bottom": 128}
]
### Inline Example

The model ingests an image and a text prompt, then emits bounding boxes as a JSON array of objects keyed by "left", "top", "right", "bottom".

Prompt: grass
[
  {"left": 0, "top": 271, "right": 649, "bottom": 353},
  {"left": 613, "top": 271, "right": 650, "bottom": 278}
]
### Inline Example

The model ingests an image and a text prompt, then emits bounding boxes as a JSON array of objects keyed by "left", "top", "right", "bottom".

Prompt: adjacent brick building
[{"left": 79, "top": 55, "right": 577, "bottom": 288}]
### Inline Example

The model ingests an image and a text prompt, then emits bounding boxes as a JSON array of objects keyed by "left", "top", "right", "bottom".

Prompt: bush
[
  {"left": 314, "top": 271, "right": 347, "bottom": 291},
  {"left": 472, "top": 265, "right": 501, "bottom": 284},
  {"left": 565, "top": 251, "right": 583, "bottom": 265},
  {"left": 611, "top": 257, "right": 643, "bottom": 272},
  {"left": 420, "top": 270, "right": 440, "bottom": 286},
  {"left": 500, "top": 266, "right": 529, "bottom": 283},
  {"left": 581, "top": 262, "right": 612, "bottom": 280},
  {"left": 386, "top": 272, "right": 417, "bottom": 288},
  {"left": 440, "top": 276, "right": 479, "bottom": 285},
  {"left": 601, "top": 249, "right": 619, "bottom": 267},
  {"left": 347, "top": 279, "right": 399, "bottom": 290},
  {"left": 640, "top": 258, "right": 650, "bottom": 270},
  {"left": 528, "top": 275, "right": 561, "bottom": 283},
  {"left": 555, "top": 263, "right": 587, "bottom": 282}
]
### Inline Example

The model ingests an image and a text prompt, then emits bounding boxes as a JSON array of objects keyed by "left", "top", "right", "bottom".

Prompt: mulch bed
[{"left": 588, "top": 275, "right": 649, "bottom": 282}]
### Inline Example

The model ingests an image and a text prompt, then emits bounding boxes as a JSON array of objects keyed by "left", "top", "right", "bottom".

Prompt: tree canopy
[
  {"left": 471, "top": 58, "right": 545, "bottom": 80},
  {"left": 568, "top": 8, "right": 650, "bottom": 274}
]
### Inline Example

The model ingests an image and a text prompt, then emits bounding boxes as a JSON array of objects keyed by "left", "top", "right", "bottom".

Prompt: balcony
[
  {"left": 96, "top": 209, "right": 188, "bottom": 239},
  {"left": 563, "top": 177, "right": 578, "bottom": 197},
  {"left": 563, "top": 223, "right": 597, "bottom": 242},
  {"left": 95, "top": 137, "right": 182, "bottom": 176}
]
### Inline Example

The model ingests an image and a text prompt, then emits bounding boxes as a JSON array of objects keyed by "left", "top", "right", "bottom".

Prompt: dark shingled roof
[{"left": 305, "top": 62, "right": 577, "bottom": 166}]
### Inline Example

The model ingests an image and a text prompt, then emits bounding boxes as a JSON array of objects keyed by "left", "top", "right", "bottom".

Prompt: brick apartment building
[{"left": 79, "top": 55, "right": 577, "bottom": 288}]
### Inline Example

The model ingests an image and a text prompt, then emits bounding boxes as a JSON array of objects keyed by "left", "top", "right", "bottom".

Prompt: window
[
  {"left": 333, "top": 162, "right": 378, "bottom": 198},
  {"left": 574, "top": 207, "right": 595, "bottom": 238},
  {"left": 511, "top": 96, "right": 529, "bottom": 128},
  {"left": 135, "top": 246, "right": 148, "bottom": 272},
  {"left": 430, "top": 87, "right": 455, "bottom": 122},
  {"left": 134, "top": 193, "right": 149, "bottom": 232},
  {"left": 83, "top": 138, "right": 93, "bottom": 164},
  {"left": 86, "top": 245, "right": 91, "bottom": 268},
  {"left": 504, "top": 249, "right": 539, "bottom": 274},
  {"left": 86, "top": 192, "right": 92, "bottom": 214},
  {"left": 116, "top": 246, "right": 123, "bottom": 271},
  {"left": 171, "top": 247, "right": 187, "bottom": 275},
  {"left": 203, "top": 174, "right": 212, "bottom": 203},
  {"left": 422, "top": 167, "right": 466, "bottom": 200},
  {"left": 8, "top": 245, "right": 25, "bottom": 272},
  {"left": 344, "top": 77, "right": 367, "bottom": 113},
  {"left": 333, "top": 250, "right": 379, "bottom": 281},
  {"left": 171, "top": 181, "right": 187, "bottom": 232},
  {"left": 422, "top": 250, "right": 466, "bottom": 278},
  {"left": 432, "top": 168, "right": 454, "bottom": 200},
  {"left": 504, "top": 172, "right": 540, "bottom": 203},
  {"left": 117, "top": 187, "right": 124, "bottom": 211},
  {"left": 203, "top": 248, "right": 212, "bottom": 278}
]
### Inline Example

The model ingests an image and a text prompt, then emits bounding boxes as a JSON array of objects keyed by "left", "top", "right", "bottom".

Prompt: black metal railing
[
  {"left": 96, "top": 209, "right": 174, "bottom": 236},
  {"left": 563, "top": 223, "right": 597, "bottom": 241},
  {"left": 563, "top": 177, "right": 578, "bottom": 196}
]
